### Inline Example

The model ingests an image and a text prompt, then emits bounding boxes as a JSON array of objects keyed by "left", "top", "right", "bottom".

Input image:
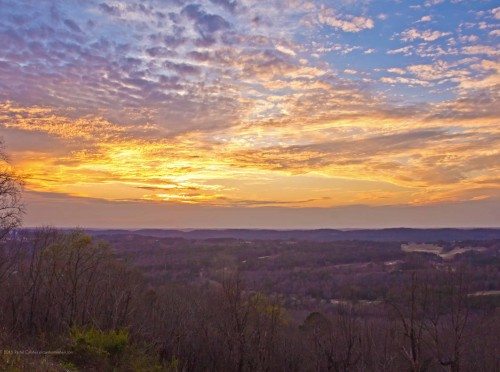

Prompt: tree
[
  {"left": 0, "top": 138, "right": 24, "bottom": 309},
  {"left": 301, "top": 306, "right": 362, "bottom": 372},
  {"left": 0, "top": 138, "right": 23, "bottom": 240},
  {"left": 425, "top": 268, "right": 470, "bottom": 372},
  {"left": 386, "top": 272, "right": 433, "bottom": 372}
]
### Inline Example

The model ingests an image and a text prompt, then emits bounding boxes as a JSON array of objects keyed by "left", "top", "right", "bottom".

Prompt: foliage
[{"left": 68, "top": 327, "right": 129, "bottom": 368}]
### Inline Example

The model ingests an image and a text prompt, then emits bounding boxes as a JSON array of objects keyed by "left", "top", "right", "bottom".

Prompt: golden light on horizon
[{"left": 4, "top": 100, "right": 498, "bottom": 211}]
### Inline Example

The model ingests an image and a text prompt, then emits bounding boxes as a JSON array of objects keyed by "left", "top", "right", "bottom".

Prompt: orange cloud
[{"left": 1, "top": 100, "right": 498, "bottom": 208}]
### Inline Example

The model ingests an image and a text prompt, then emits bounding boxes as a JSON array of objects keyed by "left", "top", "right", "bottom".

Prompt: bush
[{"left": 68, "top": 327, "right": 129, "bottom": 369}]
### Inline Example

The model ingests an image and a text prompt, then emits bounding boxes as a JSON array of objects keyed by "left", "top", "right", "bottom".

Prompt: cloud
[
  {"left": 459, "top": 35, "right": 479, "bottom": 43},
  {"left": 318, "top": 9, "right": 374, "bottom": 32},
  {"left": 227, "top": 125, "right": 500, "bottom": 192},
  {"left": 400, "top": 28, "right": 451, "bottom": 41},
  {"left": 181, "top": 4, "right": 231, "bottom": 37},
  {"left": 406, "top": 61, "right": 469, "bottom": 82},
  {"left": 2, "top": 96, "right": 498, "bottom": 209},
  {"left": 209, "top": 0, "right": 237, "bottom": 13},
  {"left": 387, "top": 68, "right": 405, "bottom": 74},
  {"left": 0, "top": 102, "right": 157, "bottom": 142},
  {"left": 462, "top": 45, "right": 499, "bottom": 56},
  {"left": 387, "top": 46, "right": 412, "bottom": 55},
  {"left": 0, "top": 0, "right": 498, "bottom": 214},
  {"left": 492, "top": 7, "right": 500, "bottom": 20},
  {"left": 458, "top": 60, "right": 499, "bottom": 90},
  {"left": 98, "top": 3, "right": 121, "bottom": 16},
  {"left": 63, "top": 19, "right": 82, "bottom": 33},
  {"left": 275, "top": 44, "right": 296, "bottom": 56},
  {"left": 424, "top": 0, "right": 444, "bottom": 6},
  {"left": 380, "top": 76, "right": 430, "bottom": 86}
]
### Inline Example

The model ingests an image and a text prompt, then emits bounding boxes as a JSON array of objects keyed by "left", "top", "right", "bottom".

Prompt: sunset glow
[{"left": 0, "top": 0, "right": 499, "bottom": 227}]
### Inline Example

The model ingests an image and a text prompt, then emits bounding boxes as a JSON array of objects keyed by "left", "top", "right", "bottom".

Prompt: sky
[{"left": 0, "top": 0, "right": 499, "bottom": 228}]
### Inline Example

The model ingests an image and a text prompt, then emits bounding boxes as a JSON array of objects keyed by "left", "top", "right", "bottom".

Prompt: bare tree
[
  {"left": 426, "top": 268, "right": 470, "bottom": 372},
  {"left": 0, "top": 138, "right": 24, "bottom": 331},
  {"left": 219, "top": 271, "right": 252, "bottom": 372},
  {"left": 302, "top": 305, "right": 362, "bottom": 372},
  {"left": 0, "top": 138, "right": 24, "bottom": 240},
  {"left": 386, "top": 272, "right": 433, "bottom": 372}
]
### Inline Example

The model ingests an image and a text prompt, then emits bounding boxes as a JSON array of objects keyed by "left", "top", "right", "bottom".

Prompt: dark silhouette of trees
[{"left": 0, "top": 138, "right": 23, "bottom": 240}]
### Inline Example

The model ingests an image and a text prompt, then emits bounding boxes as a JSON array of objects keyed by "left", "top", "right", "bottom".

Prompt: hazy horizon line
[{"left": 18, "top": 226, "right": 500, "bottom": 231}]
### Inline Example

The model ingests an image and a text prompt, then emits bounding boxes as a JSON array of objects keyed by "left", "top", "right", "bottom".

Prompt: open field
[{"left": 401, "top": 243, "right": 487, "bottom": 260}]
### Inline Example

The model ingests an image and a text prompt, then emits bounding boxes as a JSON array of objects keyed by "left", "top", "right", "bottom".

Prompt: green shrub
[{"left": 68, "top": 327, "right": 129, "bottom": 368}]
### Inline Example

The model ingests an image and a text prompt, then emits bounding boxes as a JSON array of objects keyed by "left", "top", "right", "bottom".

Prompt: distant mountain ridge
[{"left": 86, "top": 228, "right": 500, "bottom": 242}]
